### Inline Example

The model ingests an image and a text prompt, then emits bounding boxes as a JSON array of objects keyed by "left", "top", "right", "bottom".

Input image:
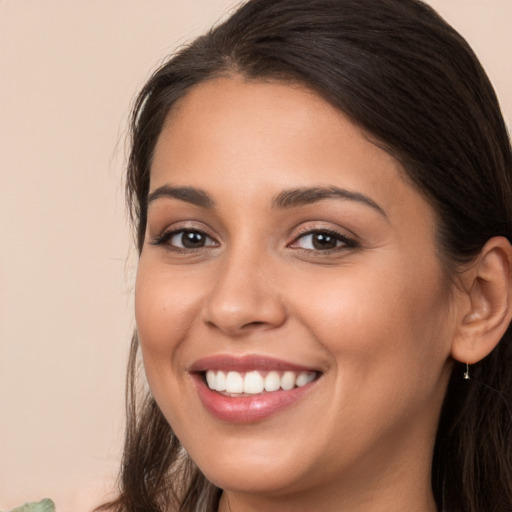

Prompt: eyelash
[
  {"left": 288, "top": 228, "right": 358, "bottom": 252},
  {"left": 151, "top": 227, "right": 358, "bottom": 253},
  {"left": 151, "top": 228, "right": 218, "bottom": 251}
]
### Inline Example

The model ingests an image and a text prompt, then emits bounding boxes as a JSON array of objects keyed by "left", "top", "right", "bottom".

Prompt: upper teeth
[{"left": 205, "top": 370, "right": 316, "bottom": 395}]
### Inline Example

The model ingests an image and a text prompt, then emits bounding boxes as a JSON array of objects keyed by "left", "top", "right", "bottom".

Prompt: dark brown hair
[{"left": 100, "top": 1, "right": 512, "bottom": 510}]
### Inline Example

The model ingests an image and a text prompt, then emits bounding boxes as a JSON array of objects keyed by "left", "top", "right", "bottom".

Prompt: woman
[{"left": 101, "top": 0, "right": 512, "bottom": 510}]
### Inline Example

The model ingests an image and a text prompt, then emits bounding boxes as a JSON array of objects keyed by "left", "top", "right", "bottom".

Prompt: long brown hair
[{"left": 100, "top": 1, "right": 512, "bottom": 510}]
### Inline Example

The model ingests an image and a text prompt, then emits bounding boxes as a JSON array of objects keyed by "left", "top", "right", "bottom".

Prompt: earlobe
[{"left": 451, "top": 236, "right": 512, "bottom": 365}]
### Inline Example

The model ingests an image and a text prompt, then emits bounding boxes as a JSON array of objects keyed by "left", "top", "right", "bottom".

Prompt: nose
[{"left": 201, "top": 249, "right": 287, "bottom": 337}]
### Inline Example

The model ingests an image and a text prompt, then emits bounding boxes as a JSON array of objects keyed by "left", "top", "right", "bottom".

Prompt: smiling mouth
[
  {"left": 204, "top": 369, "right": 318, "bottom": 396},
  {"left": 190, "top": 355, "right": 322, "bottom": 422}
]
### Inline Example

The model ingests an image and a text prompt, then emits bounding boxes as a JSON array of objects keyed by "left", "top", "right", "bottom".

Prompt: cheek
[
  {"left": 134, "top": 260, "right": 213, "bottom": 431},
  {"left": 134, "top": 261, "right": 202, "bottom": 378},
  {"left": 292, "top": 264, "right": 453, "bottom": 453},
  {"left": 288, "top": 254, "right": 453, "bottom": 390}
]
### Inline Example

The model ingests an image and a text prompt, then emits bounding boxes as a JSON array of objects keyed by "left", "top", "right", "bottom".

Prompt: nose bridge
[{"left": 202, "top": 239, "right": 286, "bottom": 335}]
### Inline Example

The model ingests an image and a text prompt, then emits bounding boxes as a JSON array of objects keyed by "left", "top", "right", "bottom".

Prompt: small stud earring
[{"left": 463, "top": 362, "right": 470, "bottom": 380}]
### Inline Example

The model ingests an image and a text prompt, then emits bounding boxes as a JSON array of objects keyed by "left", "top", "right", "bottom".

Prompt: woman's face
[{"left": 136, "top": 78, "right": 457, "bottom": 504}]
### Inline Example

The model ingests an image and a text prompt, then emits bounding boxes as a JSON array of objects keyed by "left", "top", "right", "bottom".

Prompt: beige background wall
[{"left": 0, "top": 1, "right": 510, "bottom": 510}]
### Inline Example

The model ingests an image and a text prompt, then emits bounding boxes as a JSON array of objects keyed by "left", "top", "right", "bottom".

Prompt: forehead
[{"left": 150, "top": 77, "right": 432, "bottom": 224}]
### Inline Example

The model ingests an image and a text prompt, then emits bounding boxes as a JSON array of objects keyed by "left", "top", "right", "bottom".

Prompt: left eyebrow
[{"left": 272, "top": 186, "right": 387, "bottom": 217}]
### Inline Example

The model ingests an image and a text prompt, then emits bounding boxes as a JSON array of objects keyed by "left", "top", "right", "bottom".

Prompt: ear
[{"left": 451, "top": 236, "right": 512, "bottom": 365}]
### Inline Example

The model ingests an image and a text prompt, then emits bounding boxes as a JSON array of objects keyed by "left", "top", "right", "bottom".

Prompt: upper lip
[{"left": 189, "top": 354, "right": 320, "bottom": 373}]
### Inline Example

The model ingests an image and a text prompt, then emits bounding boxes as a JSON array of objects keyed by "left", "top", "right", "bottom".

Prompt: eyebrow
[
  {"left": 147, "top": 184, "right": 386, "bottom": 217},
  {"left": 272, "top": 186, "right": 387, "bottom": 217},
  {"left": 147, "top": 185, "right": 215, "bottom": 208}
]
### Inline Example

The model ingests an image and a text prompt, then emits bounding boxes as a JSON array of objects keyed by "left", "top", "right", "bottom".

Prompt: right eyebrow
[{"left": 147, "top": 185, "right": 215, "bottom": 209}]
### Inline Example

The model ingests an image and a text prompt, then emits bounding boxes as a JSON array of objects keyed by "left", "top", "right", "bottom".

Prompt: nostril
[
  {"left": 205, "top": 318, "right": 274, "bottom": 332},
  {"left": 244, "top": 321, "right": 266, "bottom": 328}
]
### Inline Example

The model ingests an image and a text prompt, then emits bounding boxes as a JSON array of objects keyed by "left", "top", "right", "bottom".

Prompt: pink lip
[
  {"left": 189, "top": 354, "right": 318, "bottom": 373},
  {"left": 189, "top": 355, "right": 320, "bottom": 423}
]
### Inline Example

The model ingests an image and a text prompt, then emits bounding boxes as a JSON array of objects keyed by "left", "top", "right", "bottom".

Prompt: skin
[{"left": 135, "top": 77, "right": 463, "bottom": 511}]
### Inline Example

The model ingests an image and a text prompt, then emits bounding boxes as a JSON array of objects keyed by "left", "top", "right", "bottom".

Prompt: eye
[
  {"left": 290, "top": 230, "right": 356, "bottom": 251},
  {"left": 152, "top": 229, "right": 217, "bottom": 250}
]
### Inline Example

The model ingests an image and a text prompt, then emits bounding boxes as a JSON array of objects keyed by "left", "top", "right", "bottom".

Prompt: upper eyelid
[
  {"left": 150, "top": 219, "right": 218, "bottom": 238},
  {"left": 296, "top": 229, "right": 351, "bottom": 239},
  {"left": 289, "top": 223, "right": 358, "bottom": 242}
]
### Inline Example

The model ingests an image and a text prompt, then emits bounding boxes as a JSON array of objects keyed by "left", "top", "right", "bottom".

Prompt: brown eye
[
  {"left": 169, "top": 230, "right": 216, "bottom": 249},
  {"left": 292, "top": 230, "right": 356, "bottom": 251},
  {"left": 310, "top": 232, "right": 338, "bottom": 250}
]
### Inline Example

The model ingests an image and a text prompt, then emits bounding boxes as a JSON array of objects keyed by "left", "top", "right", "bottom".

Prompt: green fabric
[{"left": 3, "top": 499, "right": 55, "bottom": 512}]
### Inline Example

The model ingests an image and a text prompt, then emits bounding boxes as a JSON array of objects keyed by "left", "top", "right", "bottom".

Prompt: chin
[{"left": 199, "top": 458, "right": 307, "bottom": 497}]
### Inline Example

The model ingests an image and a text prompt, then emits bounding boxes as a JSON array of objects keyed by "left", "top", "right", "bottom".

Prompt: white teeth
[
  {"left": 226, "top": 371, "right": 244, "bottom": 393},
  {"left": 281, "top": 371, "right": 295, "bottom": 391},
  {"left": 206, "top": 370, "right": 216, "bottom": 389},
  {"left": 215, "top": 370, "right": 226, "bottom": 391},
  {"left": 296, "top": 371, "right": 316, "bottom": 387},
  {"left": 205, "top": 369, "right": 316, "bottom": 394},
  {"left": 244, "top": 371, "right": 264, "bottom": 394},
  {"left": 264, "top": 371, "right": 281, "bottom": 392}
]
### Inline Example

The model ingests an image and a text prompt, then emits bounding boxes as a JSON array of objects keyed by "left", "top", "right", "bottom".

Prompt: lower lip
[{"left": 192, "top": 375, "right": 317, "bottom": 423}]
